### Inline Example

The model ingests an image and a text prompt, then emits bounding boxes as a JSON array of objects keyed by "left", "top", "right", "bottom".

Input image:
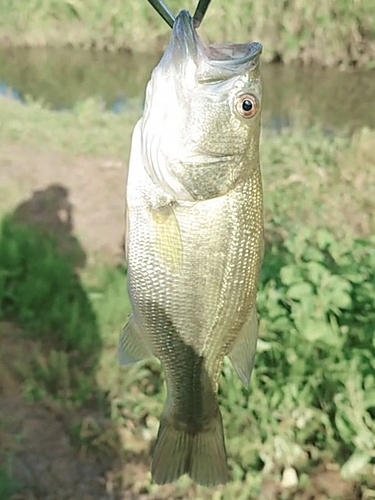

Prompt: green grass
[
  {"left": 0, "top": 0, "right": 374, "bottom": 67},
  {"left": 0, "top": 215, "right": 100, "bottom": 356},
  {"left": 0, "top": 97, "right": 139, "bottom": 157},
  {"left": 0, "top": 466, "right": 19, "bottom": 500},
  {"left": 0, "top": 215, "right": 104, "bottom": 407},
  {"left": 0, "top": 96, "right": 375, "bottom": 496}
]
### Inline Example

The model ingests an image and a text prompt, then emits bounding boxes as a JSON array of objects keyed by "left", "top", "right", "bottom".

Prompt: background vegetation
[
  {"left": 0, "top": 97, "right": 374, "bottom": 498},
  {"left": 0, "top": 0, "right": 374, "bottom": 67}
]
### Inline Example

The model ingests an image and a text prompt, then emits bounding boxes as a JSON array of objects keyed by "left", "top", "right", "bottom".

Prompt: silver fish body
[{"left": 119, "top": 10, "right": 264, "bottom": 487}]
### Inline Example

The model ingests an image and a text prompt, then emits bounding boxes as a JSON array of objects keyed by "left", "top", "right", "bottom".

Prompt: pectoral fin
[
  {"left": 228, "top": 307, "right": 259, "bottom": 387},
  {"left": 150, "top": 205, "right": 183, "bottom": 274},
  {"left": 118, "top": 316, "right": 153, "bottom": 365}
]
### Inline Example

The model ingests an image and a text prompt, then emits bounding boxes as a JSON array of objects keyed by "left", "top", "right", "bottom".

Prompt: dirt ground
[
  {"left": 0, "top": 142, "right": 127, "bottom": 265},
  {"left": 0, "top": 144, "right": 365, "bottom": 499},
  {"left": 0, "top": 322, "right": 188, "bottom": 500}
]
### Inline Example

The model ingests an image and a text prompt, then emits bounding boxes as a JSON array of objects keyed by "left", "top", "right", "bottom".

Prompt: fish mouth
[
  {"left": 166, "top": 10, "right": 262, "bottom": 81},
  {"left": 204, "top": 42, "right": 262, "bottom": 66},
  {"left": 196, "top": 41, "right": 262, "bottom": 82}
]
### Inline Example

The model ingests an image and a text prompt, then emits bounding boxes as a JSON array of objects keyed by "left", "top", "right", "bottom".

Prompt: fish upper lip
[{"left": 204, "top": 42, "right": 263, "bottom": 66}]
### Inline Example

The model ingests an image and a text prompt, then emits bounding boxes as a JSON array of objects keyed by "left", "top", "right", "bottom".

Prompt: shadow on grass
[
  {"left": 0, "top": 183, "right": 99, "bottom": 356},
  {"left": 12, "top": 183, "right": 86, "bottom": 269},
  {"left": 0, "top": 185, "right": 125, "bottom": 499}
]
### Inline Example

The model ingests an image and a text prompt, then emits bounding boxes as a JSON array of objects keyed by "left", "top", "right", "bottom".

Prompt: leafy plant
[
  {"left": 226, "top": 228, "right": 375, "bottom": 478},
  {"left": 0, "top": 466, "right": 19, "bottom": 500}
]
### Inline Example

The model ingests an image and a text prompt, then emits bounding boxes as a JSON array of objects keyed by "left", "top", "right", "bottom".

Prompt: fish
[{"left": 119, "top": 8, "right": 264, "bottom": 487}]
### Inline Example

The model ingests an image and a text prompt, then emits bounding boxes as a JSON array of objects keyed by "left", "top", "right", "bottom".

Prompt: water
[{"left": 1, "top": 47, "right": 374, "bottom": 133}]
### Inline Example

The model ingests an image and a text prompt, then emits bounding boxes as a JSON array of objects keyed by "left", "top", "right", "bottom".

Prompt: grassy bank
[
  {"left": 0, "top": 97, "right": 375, "bottom": 498},
  {"left": 0, "top": 96, "right": 374, "bottom": 240},
  {"left": 0, "top": 0, "right": 375, "bottom": 67}
]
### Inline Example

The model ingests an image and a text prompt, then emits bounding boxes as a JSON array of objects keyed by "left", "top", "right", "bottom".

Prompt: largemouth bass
[{"left": 119, "top": 9, "right": 264, "bottom": 487}]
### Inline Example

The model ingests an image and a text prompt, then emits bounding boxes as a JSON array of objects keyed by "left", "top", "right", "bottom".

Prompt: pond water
[{"left": 1, "top": 47, "right": 374, "bottom": 133}]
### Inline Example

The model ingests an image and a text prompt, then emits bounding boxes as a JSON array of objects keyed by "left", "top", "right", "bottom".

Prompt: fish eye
[{"left": 235, "top": 94, "right": 259, "bottom": 119}]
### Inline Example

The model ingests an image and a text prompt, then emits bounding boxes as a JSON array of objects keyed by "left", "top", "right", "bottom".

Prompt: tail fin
[{"left": 151, "top": 408, "right": 229, "bottom": 487}]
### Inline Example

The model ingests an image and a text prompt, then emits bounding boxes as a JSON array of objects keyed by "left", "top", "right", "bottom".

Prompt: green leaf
[
  {"left": 341, "top": 452, "right": 371, "bottom": 479},
  {"left": 306, "top": 261, "right": 329, "bottom": 285},
  {"left": 286, "top": 282, "right": 314, "bottom": 300},
  {"left": 303, "top": 246, "right": 324, "bottom": 262},
  {"left": 280, "top": 264, "right": 301, "bottom": 286},
  {"left": 298, "top": 319, "right": 339, "bottom": 345},
  {"left": 316, "top": 229, "right": 336, "bottom": 250}
]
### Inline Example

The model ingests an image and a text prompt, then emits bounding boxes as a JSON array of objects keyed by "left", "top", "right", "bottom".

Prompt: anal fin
[
  {"left": 227, "top": 306, "right": 259, "bottom": 387},
  {"left": 118, "top": 316, "right": 153, "bottom": 365}
]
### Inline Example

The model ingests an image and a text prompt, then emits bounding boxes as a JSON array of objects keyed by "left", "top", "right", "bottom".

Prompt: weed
[
  {"left": 0, "top": 215, "right": 102, "bottom": 408},
  {"left": 0, "top": 465, "right": 18, "bottom": 500},
  {"left": 69, "top": 415, "right": 121, "bottom": 458},
  {"left": 0, "top": 216, "right": 100, "bottom": 354}
]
